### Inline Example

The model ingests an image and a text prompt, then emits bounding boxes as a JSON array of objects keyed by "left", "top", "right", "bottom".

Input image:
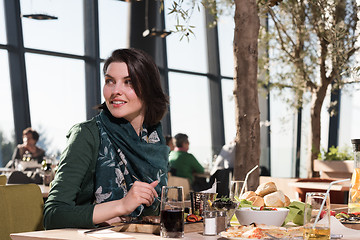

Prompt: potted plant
[{"left": 314, "top": 146, "right": 354, "bottom": 179}]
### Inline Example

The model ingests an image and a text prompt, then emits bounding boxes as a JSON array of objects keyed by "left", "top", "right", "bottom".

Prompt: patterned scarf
[{"left": 94, "top": 109, "right": 169, "bottom": 217}]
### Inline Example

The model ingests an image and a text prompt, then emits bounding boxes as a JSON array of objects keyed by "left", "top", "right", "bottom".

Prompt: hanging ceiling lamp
[
  {"left": 22, "top": 13, "right": 58, "bottom": 20},
  {"left": 142, "top": 0, "right": 171, "bottom": 38}
]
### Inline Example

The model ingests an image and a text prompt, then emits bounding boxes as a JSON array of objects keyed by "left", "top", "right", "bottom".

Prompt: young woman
[{"left": 44, "top": 48, "right": 169, "bottom": 229}]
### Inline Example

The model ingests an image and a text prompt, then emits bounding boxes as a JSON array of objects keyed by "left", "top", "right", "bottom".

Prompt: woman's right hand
[
  {"left": 93, "top": 180, "right": 159, "bottom": 224},
  {"left": 117, "top": 180, "right": 159, "bottom": 215}
]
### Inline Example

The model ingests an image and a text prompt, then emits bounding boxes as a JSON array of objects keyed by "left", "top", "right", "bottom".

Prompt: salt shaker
[{"left": 203, "top": 211, "right": 217, "bottom": 235}]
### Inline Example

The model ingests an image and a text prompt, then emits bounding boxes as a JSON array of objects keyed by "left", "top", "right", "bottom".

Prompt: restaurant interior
[{"left": 1, "top": 0, "right": 360, "bottom": 239}]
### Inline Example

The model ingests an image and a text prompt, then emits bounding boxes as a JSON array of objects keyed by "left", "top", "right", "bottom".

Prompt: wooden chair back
[
  {"left": 167, "top": 173, "right": 191, "bottom": 200},
  {"left": 0, "top": 174, "right": 6, "bottom": 185}
]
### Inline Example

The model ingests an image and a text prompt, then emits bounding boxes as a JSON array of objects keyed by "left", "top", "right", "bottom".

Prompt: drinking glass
[
  {"left": 303, "top": 192, "right": 330, "bottom": 240},
  {"left": 160, "top": 186, "right": 184, "bottom": 238},
  {"left": 230, "top": 180, "right": 247, "bottom": 200}
]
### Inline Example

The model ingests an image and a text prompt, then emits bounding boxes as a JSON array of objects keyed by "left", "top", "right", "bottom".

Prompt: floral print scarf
[{"left": 94, "top": 109, "right": 169, "bottom": 217}]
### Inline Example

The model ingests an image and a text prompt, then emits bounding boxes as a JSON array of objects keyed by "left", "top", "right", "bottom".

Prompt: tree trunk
[
  {"left": 233, "top": 0, "right": 260, "bottom": 191},
  {"left": 306, "top": 84, "right": 328, "bottom": 178}
]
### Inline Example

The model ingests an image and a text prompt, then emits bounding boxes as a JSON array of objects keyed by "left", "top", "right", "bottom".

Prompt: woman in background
[
  {"left": 44, "top": 48, "right": 169, "bottom": 229},
  {"left": 10, "top": 127, "right": 45, "bottom": 164}
]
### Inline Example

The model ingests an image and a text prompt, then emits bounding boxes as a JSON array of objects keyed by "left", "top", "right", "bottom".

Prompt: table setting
[{"left": 10, "top": 164, "right": 360, "bottom": 240}]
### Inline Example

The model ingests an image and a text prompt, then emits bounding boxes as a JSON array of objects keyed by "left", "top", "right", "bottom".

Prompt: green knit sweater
[{"left": 43, "top": 118, "right": 99, "bottom": 229}]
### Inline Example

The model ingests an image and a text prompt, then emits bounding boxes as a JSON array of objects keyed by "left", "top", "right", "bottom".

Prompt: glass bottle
[
  {"left": 348, "top": 139, "right": 360, "bottom": 213},
  {"left": 43, "top": 157, "right": 53, "bottom": 186}
]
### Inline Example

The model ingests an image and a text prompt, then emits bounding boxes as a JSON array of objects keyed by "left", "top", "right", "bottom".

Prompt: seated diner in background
[
  {"left": 165, "top": 135, "right": 175, "bottom": 152},
  {"left": 43, "top": 48, "right": 169, "bottom": 230},
  {"left": 169, "top": 133, "right": 204, "bottom": 187},
  {"left": 6, "top": 127, "right": 46, "bottom": 169}
]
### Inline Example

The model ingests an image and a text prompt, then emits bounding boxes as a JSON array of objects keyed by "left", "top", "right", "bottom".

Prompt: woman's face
[
  {"left": 23, "top": 133, "right": 36, "bottom": 146},
  {"left": 103, "top": 62, "right": 145, "bottom": 127}
]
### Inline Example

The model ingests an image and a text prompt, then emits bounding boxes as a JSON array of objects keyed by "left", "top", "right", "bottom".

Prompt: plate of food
[
  {"left": 335, "top": 212, "right": 360, "bottom": 224},
  {"left": 219, "top": 223, "right": 303, "bottom": 239}
]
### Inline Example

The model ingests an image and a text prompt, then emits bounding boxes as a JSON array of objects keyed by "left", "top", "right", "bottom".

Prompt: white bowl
[{"left": 235, "top": 207, "right": 289, "bottom": 226}]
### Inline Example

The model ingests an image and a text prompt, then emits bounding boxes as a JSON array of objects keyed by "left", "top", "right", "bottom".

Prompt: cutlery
[{"left": 84, "top": 225, "right": 116, "bottom": 234}]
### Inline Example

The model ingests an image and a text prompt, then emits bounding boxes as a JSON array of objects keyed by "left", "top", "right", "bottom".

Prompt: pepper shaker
[{"left": 216, "top": 210, "right": 227, "bottom": 234}]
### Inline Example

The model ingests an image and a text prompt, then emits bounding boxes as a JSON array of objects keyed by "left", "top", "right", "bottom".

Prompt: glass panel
[
  {"left": 169, "top": 72, "right": 212, "bottom": 168},
  {"left": 299, "top": 90, "right": 331, "bottom": 178},
  {"left": 99, "top": 0, "right": 129, "bottom": 59},
  {"left": 164, "top": 1, "right": 207, "bottom": 73},
  {"left": 0, "top": 50, "right": 15, "bottom": 167},
  {"left": 0, "top": 0, "right": 6, "bottom": 44},
  {"left": 221, "top": 79, "right": 236, "bottom": 143},
  {"left": 100, "top": 62, "right": 105, "bottom": 103},
  {"left": 270, "top": 88, "right": 295, "bottom": 177},
  {"left": 26, "top": 53, "right": 86, "bottom": 155},
  {"left": 20, "top": 0, "right": 84, "bottom": 55},
  {"left": 218, "top": 14, "right": 234, "bottom": 78},
  {"left": 339, "top": 85, "right": 360, "bottom": 147}
]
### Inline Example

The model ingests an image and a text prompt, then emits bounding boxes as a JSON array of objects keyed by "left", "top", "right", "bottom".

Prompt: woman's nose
[{"left": 112, "top": 82, "right": 124, "bottom": 95}]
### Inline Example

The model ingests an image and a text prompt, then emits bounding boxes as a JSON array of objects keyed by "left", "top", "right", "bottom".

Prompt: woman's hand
[
  {"left": 122, "top": 180, "right": 159, "bottom": 210},
  {"left": 93, "top": 180, "right": 159, "bottom": 225}
]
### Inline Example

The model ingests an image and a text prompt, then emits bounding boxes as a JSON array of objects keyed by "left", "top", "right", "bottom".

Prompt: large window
[
  {"left": 168, "top": 72, "right": 212, "bottom": 167},
  {"left": 20, "top": 0, "right": 84, "bottom": 55},
  {"left": 221, "top": 79, "right": 236, "bottom": 143},
  {"left": 270, "top": 88, "right": 295, "bottom": 177},
  {"left": 0, "top": 0, "right": 6, "bottom": 44},
  {"left": 25, "top": 53, "right": 86, "bottom": 155},
  {"left": 99, "top": 0, "right": 129, "bottom": 59},
  {"left": 0, "top": 50, "right": 15, "bottom": 167},
  {"left": 165, "top": 2, "right": 207, "bottom": 73},
  {"left": 339, "top": 85, "right": 360, "bottom": 147},
  {"left": 218, "top": 14, "right": 234, "bottom": 78}
]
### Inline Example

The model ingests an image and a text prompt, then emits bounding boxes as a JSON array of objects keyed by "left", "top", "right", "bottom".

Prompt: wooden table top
[
  {"left": 37, "top": 184, "right": 50, "bottom": 198},
  {"left": 10, "top": 228, "right": 218, "bottom": 240},
  {"left": 289, "top": 181, "right": 351, "bottom": 191}
]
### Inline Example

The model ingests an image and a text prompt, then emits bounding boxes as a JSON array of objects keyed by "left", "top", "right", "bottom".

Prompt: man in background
[{"left": 169, "top": 133, "right": 204, "bottom": 186}]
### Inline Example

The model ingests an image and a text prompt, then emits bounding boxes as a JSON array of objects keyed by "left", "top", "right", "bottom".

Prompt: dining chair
[
  {"left": 0, "top": 184, "right": 44, "bottom": 240},
  {"left": 0, "top": 174, "right": 6, "bottom": 185},
  {"left": 168, "top": 173, "right": 191, "bottom": 200}
]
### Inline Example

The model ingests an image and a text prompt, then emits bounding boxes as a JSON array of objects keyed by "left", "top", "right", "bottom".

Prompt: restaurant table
[
  {"left": 0, "top": 167, "right": 14, "bottom": 173},
  {"left": 37, "top": 184, "right": 51, "bottom": 198},
  {"left": 10, "top": 228, "right": 222, "bottom": 240},
  {"left": 288, "top": 181, "right": 350, "bottom": 192},
  {"left": 9, "top": 204, "right": 360, "bottom": 240}
]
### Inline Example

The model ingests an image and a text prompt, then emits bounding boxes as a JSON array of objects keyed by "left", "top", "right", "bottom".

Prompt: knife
[{"left": 84, "top": 225, "right": 116, "bottom": 234}]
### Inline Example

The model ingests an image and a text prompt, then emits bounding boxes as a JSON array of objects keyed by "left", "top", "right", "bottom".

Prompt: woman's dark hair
[
  {"left": 102, "top": 48, "right": 169, "bottom": 126},
  {"left": 23, "top": 127, "right": 39, "bottom": 142},
  {"left": 165, "top": 135, "right": 173, "bottom": 146}
]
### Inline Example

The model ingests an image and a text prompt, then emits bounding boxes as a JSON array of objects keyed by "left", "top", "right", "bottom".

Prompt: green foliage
[
  {"left": 263, "top": 0, "right": 360, "bottom": 109},
  {"left": 318, "top": 145, "right": 354, "bottom": 161},
  {"left": 166, "top": 0, "right": 234, "bottom": 41}
]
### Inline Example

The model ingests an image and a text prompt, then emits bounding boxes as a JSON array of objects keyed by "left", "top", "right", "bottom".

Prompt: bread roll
[
  {"left": 284, "top": 194, "right": 291, "bottom": 207},
  {"left": 248, "top": 196, "right": 265, "bottom": 207},
  {"left": 241, "top": 191, "right": 257, "bottom": 200},
  {"left": 263, "top": 190, "right": 286, "bottom": 207},
  {"left": 255, "top": 182, "right": 277, "bottom": 197}
]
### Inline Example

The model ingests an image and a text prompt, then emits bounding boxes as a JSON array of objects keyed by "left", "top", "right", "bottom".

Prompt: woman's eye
[
  {"left": 124, "top": 79, "right": 133, "bottom": 86},
  {"left": 105, "top": 78, "right": 114, "bottom": 84}
]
